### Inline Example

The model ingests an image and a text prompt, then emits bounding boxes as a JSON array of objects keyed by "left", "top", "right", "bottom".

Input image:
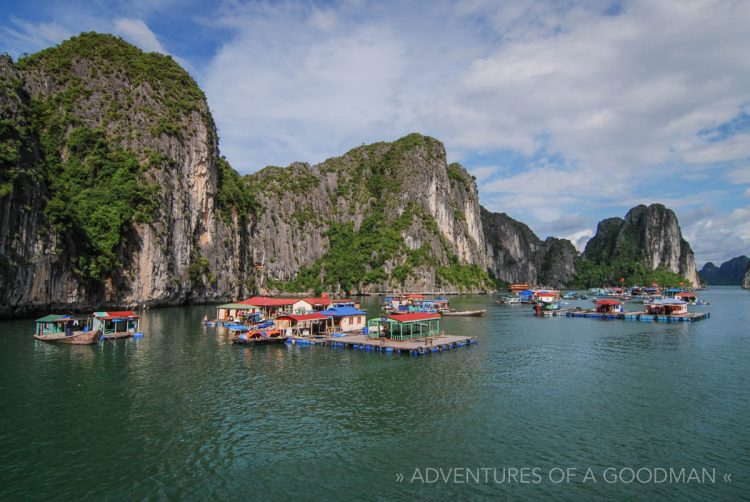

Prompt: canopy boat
[
  {"left": 33, "top": 315, "right": 101, "bottom": 344},
  {"left": 442, "top": 309, "right": 486, "bottom": 317},
  {"left": 93, "top": 311, "right": 143, "bottom": 339}
]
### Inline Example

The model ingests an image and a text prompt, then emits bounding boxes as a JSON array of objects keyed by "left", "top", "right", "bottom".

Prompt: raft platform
[
  {"left": 286, "top": 333, "right": 477, "bottom": 356},
  {"left": 562, "top": 310, "right": 710, "bottom": 322}
]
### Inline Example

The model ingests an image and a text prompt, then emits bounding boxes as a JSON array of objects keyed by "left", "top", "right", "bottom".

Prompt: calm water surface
[{"left": 1, "top": 288, "right": 748, "bottom": 500}]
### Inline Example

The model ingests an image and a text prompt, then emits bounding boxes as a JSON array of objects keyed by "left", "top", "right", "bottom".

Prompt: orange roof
[
  {"left": 239, "top": 296, "right": 298, "bottom": 307},
  {"left": 302, "top": 297, "right": 333, "bottom": 306}
]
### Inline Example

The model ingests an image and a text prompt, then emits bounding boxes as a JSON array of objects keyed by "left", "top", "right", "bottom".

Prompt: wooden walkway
[{"left": 287, "top": 333, "right": 477, "bottom": 356}]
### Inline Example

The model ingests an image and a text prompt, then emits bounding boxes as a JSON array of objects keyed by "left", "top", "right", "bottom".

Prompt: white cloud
[
  {"left": 468, "top": 165, "right": 499, "bottom": 181},
  {"left": 1, "top": 17, "right": 72, "bottom": 53},
  {"left": 113, "top": 18, "right": 166, "bottom": 53},
  {"left": 683, "top": 206, "right": 750, "bottom": 265},
  {"left": 564, "top": 229, "right": 594, "bottom": 252}
]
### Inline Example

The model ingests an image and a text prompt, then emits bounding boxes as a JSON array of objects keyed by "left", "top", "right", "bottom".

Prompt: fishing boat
[
  {"left": 93, "top": 311, "right": 143, "bottom": 339},
  {"left": 442, "top": 309, "right": 486, "bottom": 317},
  {"left": 33, "top": 315, "right": 102, "bottom": 344}
]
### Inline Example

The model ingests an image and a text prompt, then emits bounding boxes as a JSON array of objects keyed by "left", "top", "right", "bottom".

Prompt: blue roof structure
[{"left": 320, "top": 306, "right": 366, "bottom": 317}]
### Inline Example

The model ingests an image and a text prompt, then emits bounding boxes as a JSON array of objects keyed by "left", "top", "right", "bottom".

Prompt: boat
[
  {"left": 442, "top": 309, "right": 486, "bottom": 317},
  {"left": 533, "top": 301, "right": 560, "bottom": 315},
  {"left": 231, "top": 328, "right": 287, "bottom": 345},
  {"left": 33, "top": 315, "right": 102, "bottom": 345},
  {"left": 495, "top": 296, "right": 521, "bottom": 304},
  {"left": 93, "top": 310, "right": 143, "bottom": 339}
]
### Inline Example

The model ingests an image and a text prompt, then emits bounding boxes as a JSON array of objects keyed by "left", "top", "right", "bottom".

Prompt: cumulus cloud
[
  {"left": 683, "top": 206, "right": 750, "bottom": 266},
  {"left": 1, "top": 17, "right": 72, "bottom": 53},
  {"left": 113, "top": 18, "right": 166, "bottom": 53}
]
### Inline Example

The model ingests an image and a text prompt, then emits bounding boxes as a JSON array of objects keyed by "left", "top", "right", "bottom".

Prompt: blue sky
[{"left": 2, "top": 0, "right": 750, "bottom": 266}]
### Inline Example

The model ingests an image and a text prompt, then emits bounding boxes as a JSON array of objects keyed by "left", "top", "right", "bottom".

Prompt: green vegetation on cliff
[
  {"left": 17, "top": 32, "right": 207, "bottom": 135},
  {"left": 573, "top": 258, "right": 690, "bottom": 288},
  {"left": 43, "top": 127, "right": 158, "bottom": 279}
]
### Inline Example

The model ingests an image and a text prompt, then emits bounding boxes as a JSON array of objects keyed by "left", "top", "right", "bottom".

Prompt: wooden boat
[
  {"left": 93, "top": 311, "right": 143, "bottom": 340},
  {"left": 442, "top": 309, "right": 486, "bottom": 317},
  {"left": 34, "top": 330, "right": 102, "bottom": 344},
  {"left": 33, "top": 315, "right": 101, "bottom": 345},
  {"left": 231, "top": 328, "right": 287, "bottom": 345}
]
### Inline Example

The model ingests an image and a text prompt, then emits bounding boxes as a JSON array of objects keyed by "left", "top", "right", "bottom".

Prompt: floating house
[
  {"left": 367, "top": 313, "right": 442, "bottom": 341},
  {"left": 92, "top": 311, "right": 140, "bottom": 337},
  {"left": 595, "top": 299, "right": 623, "bottom": 313},
  {"left": 216, "top": 303, "right": 261, "bottom": 321},
  {"left": 331, "top": 298, "right": 361, "bottom": 309},
  {"left": 645, "top": 298, "right": 688, "bottom": 315},
  {"left": 238, "top": 297, "right": 306, "bottom": 318},
  {"left": 275, "top": 312, "right": 330, "bottom": 336},
  {"left": 675, "top": 292, "right": 697, "bottom": 303},
  {"left": 35, "top": 315, "right": 92, "bottom": 337},
  {"left": 319, "top": 306, "right": 367, "bottom": 332},
  {"left": 509, "top": 283, "right": 531, "bottom": 294},
  {"left": 534, "top": 290, "right": 561, "bottom": 302},
  {"left": 301, "top": 297, "right": 333, "bottom": 311}
]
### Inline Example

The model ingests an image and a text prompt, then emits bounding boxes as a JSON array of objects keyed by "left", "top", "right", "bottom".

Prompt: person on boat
[
  {"left": 203, "top": 314, "right": 208, "bottom": 324},
  {"left": 534, "top": 303, "right": 542, "bottom": 316}
]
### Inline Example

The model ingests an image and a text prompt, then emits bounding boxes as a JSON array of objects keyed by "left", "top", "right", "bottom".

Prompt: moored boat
[
  {"left": 33, "top": 315, "right": 102, "bottom": 344},
  {"left": 442, "top": 309, "right": 486, "bottom": 317},
  {"left": 93, "top": 311, "right": 143, "bottom": 339}
]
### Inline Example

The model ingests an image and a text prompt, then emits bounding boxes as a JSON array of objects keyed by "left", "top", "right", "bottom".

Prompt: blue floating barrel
[
  {"left": 385, "top": 347, "right": 394, "bottom": 353},
  {"left": 133, "top": 332, "right": 145, "bottom": 339},
  {"left": 239, "top": 333, "right": 248, "bottom": 341}
]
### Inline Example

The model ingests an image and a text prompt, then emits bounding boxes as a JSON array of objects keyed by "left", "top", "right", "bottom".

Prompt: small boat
[
  {"left": 232, "top": 328, "right": 287, "bottom": 345},
  {"left": 442, "top": 309, "right": 486, "bottom": 317},
  {"left": 33, "top": 315, "right": 102, "bottom": 345}
]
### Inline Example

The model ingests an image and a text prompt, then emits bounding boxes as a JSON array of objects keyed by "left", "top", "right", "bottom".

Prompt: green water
[{"left": 0, "top": 288, "right": 748, "bottom": 500}]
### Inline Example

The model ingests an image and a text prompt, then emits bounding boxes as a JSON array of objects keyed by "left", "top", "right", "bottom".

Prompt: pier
[
  {"left": 557, "top": 309, "right": 710, "bottom": 322},
  {"left": 286, "top": 333, "right": 478, "bottom": 356}
]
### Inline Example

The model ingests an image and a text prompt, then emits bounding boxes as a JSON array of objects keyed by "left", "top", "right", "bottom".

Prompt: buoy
[
  {"left": 410, "top": 349, "right": 419, "bottom": 357},
  {"left": 417, "top": 347, "right": 426, "bottom": 355},
  {"left": 239, "top": 333, "right": 248, "bottom": 341},
  {"left": 132, "top": 332, "right": 145, "bottom": 339},
  {"left": 385, "top": 347, "right": 394, "bottom": 353}
]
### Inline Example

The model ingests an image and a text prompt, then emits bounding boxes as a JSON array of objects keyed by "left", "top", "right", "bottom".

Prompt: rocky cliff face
[
  {"left": 582, "top": 204, "right": 699, "bottom": 286},
  {"left": 480, "top": 208, "right": 577, "bottom": 287},
  {"left": 0, "top": 33, "right": 708, "bottom": 316},
  {"left": 247, "top": 135, "right": 492, "bottom": 293},
  {"left": 743, "top": 264, "right": 750, "bottom": 290},
  {"left": 0, "top": 33, "right": 252, "bottom": 317},
  {"left": 699, "top": 256, "right": 750, "bottom": 285}
]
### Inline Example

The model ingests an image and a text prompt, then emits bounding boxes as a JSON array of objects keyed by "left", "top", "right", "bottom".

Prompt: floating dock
[
  {"left": 286, "top": 333, "right": 477, "bottom": 356},
  {"left": 558, "top": 310, "right": 710, "bottom": 322}
]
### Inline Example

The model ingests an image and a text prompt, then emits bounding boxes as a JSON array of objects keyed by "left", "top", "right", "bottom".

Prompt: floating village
[{"left": 32, "top": 282, "right": 709, "bottom": 356}]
